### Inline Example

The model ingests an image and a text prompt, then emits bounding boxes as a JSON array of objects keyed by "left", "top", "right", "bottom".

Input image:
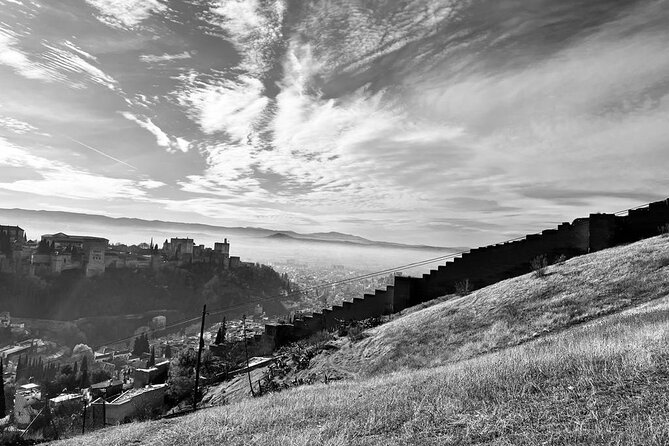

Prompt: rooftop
[
  {"left": 109, "top": 384, "right": 166, "bottom": 405},
  {"left": 50, "top": 393, "right": 83, "bottom": 404},
  {"left": 90, "top": 379, "right": 123, "bottom": 389},
  {"left": 41, "top": 233, "right": 108, "bottom": 243}
]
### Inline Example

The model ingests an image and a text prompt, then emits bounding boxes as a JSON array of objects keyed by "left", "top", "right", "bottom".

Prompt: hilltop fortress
[
  {"left": 0, "top": 230, "right": 241, "bottom": 278},
  {"left": 263, "top": 198, "right": 669, "bottom": 347}
]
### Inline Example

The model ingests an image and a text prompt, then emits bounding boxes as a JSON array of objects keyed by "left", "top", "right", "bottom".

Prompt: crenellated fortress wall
[{"left": 261, "top": 198, "right": 669, "bottom": 348}]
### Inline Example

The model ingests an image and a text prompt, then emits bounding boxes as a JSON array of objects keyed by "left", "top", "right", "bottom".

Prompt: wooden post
[
  {"left": 243, "top": 315, "right": 254, "bottom": 397},
  {"left": 81, "top": 402, "right": 86, "bottom": 434}
]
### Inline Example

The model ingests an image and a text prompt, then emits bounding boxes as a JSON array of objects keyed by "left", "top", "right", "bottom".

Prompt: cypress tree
[
  {"left": 80, "top": 356, "right": 89, "bottom": 389},
  {"left": 73, "top": 361, "right": 78, "bottom": 376},
  {"left": 164, "top": 343, "right": 172, "bottom": 359},
  {"left": 147, "top": 346, "right": 155, "bottom": 367},
  {"left": 132, "top": 335, "right": 141, "bottom": 356},
  {"left": 0, "top": 358, "right": 6, "bottom": 418}
]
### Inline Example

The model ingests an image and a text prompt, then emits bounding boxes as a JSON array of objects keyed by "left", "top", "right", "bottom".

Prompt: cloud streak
[{"left": 66, "top": 136, "right": 137, "bottom": 170}]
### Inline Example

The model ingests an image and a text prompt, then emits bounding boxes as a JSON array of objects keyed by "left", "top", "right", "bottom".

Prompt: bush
[
  {"left": 659, "top": 223, "right": 669, "bottom": 236},
  {"left": 530, "top": 255, "right": 549, "bottom": 278},
  {"left": 166, "top": 348, "right": 213, "bottom": 406},
  {"left": 454, "top": 279, "right": 471, "bottom": 296},
  {"left": 554, "top": 254, "right": 567, "bottom": 265}
]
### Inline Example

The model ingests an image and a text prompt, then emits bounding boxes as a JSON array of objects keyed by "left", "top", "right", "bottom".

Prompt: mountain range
[{"left": 0, "top": 208, "right": 460, "bottom": 251}]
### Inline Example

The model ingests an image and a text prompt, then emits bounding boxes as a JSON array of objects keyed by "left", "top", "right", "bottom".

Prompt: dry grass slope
[
  {"left": 52, "top": 235, "right": 669, "bottom": 445},
  {"left": 305, "top": 235, "right": 669, "bottom": 377}
]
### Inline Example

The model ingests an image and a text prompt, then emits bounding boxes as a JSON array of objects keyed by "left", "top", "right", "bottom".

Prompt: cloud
[
  {"left": 0, "top": 26, "right": 117, "bottom": 90},
  {"left": 0, "top": 137, "right": 160, "bottom": 200},
  {"left": 0, "top": 116, "right": 40, "bottom": 135},
  {"left": 85, "top": 0, "right": 167, "bottom": 28},
  {"left": 179, "top": 143, "right": 260, "bottom": 196},
  {"left": 140, "top": 51, "right": 191, "bottom": 63},
  {"left": 177, "top": 74, "right": 268, "bottom": 139},
  {"left": 207, "top": 0, "right": 286, "bottom": 77},
  {"left": 120, "top": 112, "right": 190, "bottom": 153},
  {"left": 41, "top": 41, "right": 118, "bottom": 90},
  {"left": 0, "top": 26, "right": 56, "bottom": 81},
  {"left": 291, "top": 0, "right": 458, "bottom": 76}
]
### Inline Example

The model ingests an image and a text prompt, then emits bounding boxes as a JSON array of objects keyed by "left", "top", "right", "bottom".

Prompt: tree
[
  {"left": 71, "top": 344, "right": 94, "bottom": 367},
  {"left": 214, "top": 326, "right": 222, "bottom": 345},
  {"left": 166, "top": 349, "right": 214, "bottom": 405},
  {"left": 0, "top": 231, "right": 10, "bottom": 256},
  {"left": 164, "top": 344, "right": 172, "bottom": 359},
  {"left": 0, "top": 358, "right": 6, "bottom": 418},
  {"left": 147, "top": 346, "right": 156, "bottom": 368},
  {"left": 132, "top": 333, "right": 150, "bottom": 357},
  {"left": 90, "top": 369, "right": 111, "bottom": 385},
  {"left": 79, "top": 356, "right": 89, "bottom": 389}
]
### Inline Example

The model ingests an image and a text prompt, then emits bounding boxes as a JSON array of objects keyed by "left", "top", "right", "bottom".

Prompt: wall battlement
[{"left": 262, "top": 198, "right": 669, "bottom": 347}]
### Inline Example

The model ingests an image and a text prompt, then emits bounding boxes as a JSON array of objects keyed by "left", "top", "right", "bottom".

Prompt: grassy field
[{"left": 52, "top": 236, "right": 669, "bottom": 445}]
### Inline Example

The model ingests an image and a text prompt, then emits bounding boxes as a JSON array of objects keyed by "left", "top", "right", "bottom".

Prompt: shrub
[
  {"left": 554, "top": 254, "right": 567, "bottom": 265},
  {"left": 455, "top": 279, "right": 471, "bottom": 296},
  {"left": 530, "top": 255, "right": 548, "bottom": 278},
  {"left": 347, "top": 325, "right": 367, "bottom": 342},
  {"left": 658, "top": 223, "right": 669, "bottom": 236}
]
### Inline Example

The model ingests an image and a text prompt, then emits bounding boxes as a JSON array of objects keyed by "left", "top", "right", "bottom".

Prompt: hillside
[
  {"left": 51, "top": 235, "right": 669, "bottom": 445},
  {"left": 299, "top": 234, "right": 669, "bottom": 378}
]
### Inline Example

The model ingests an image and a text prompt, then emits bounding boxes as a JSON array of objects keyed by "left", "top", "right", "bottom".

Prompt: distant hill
[
  {"left": 0, "top": 208, "right": 457, "bottom": 251},
  {"left": 264, "top": 230, "right": 451, "bottom": 250}
]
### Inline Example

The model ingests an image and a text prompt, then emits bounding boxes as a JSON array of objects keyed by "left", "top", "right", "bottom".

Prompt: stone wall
[{"left": 262, "top": 198, "right": 669, "bottom": 348}]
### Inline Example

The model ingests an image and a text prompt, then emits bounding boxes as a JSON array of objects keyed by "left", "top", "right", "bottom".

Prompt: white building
[
  {"left": 92, "top": 383, "right": 166, "bottom": 425},
  {"left": 14, "top": 383, "right": 41, "bottom": 427}
]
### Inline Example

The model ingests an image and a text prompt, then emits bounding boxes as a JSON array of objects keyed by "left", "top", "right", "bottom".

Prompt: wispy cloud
[
  {"left": 0, "top": 137, "right": 161, "bottom": 200},
  {"left": 41, "top": 41, "right": 118, "bottom": 90},
  {"left": 207, "top": 0, "right": 286, "bottom": 77},
  {"left": 177, "top": 74, "right": 268, "bottom": 139},
  {"left": 0, "top": 116, "right": 40, "bottom": 135},
  {"left": 120, "top": 112, "right": 190, "bottom": 153},
  {"left": 140, "top": 51, "right": 191, "bottom": 63},
  {"left": 0, "top": 25, "right": 118, "bottom": 91},
  {"left": 0, "top": 26, "right": 56, "bottom": 81},
  {"left": 85, "top": 0, "right": 167, "bottom": 28}
]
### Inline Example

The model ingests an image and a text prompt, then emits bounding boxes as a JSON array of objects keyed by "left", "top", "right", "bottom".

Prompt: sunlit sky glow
[{"left": 1, "top": 0, "right": 668, "bottom": 246}]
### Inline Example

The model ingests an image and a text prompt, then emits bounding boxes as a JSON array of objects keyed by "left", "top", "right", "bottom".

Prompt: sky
[{"left": 0, "top": 0, "right": 668, "bottom": 247}]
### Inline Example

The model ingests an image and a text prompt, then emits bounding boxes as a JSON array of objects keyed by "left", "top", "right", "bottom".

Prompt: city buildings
[{"left": 0, "top": 222, "right": 236, "bottom": 277}]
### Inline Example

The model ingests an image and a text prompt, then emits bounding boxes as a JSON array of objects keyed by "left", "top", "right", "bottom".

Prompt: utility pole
[
  {"left": 102, "top": 389, "right": 106, "bottom": 427},
  {"left": 193, "top": 304, "right": 207, "bottom": 412},
  {"left": 242, "top": 314, "right": 254, "bottom": 396},
  {"left": 81, "top": 401, "right": 86, "bottom": 434}
]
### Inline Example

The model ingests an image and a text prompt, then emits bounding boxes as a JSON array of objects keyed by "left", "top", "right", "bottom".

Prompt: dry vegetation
[
  {"left": 51, "top": 236, "right": 669, "bottom": 445},
  {"left": 304, "top": 236, "right": 669, "bottom": 377}
]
